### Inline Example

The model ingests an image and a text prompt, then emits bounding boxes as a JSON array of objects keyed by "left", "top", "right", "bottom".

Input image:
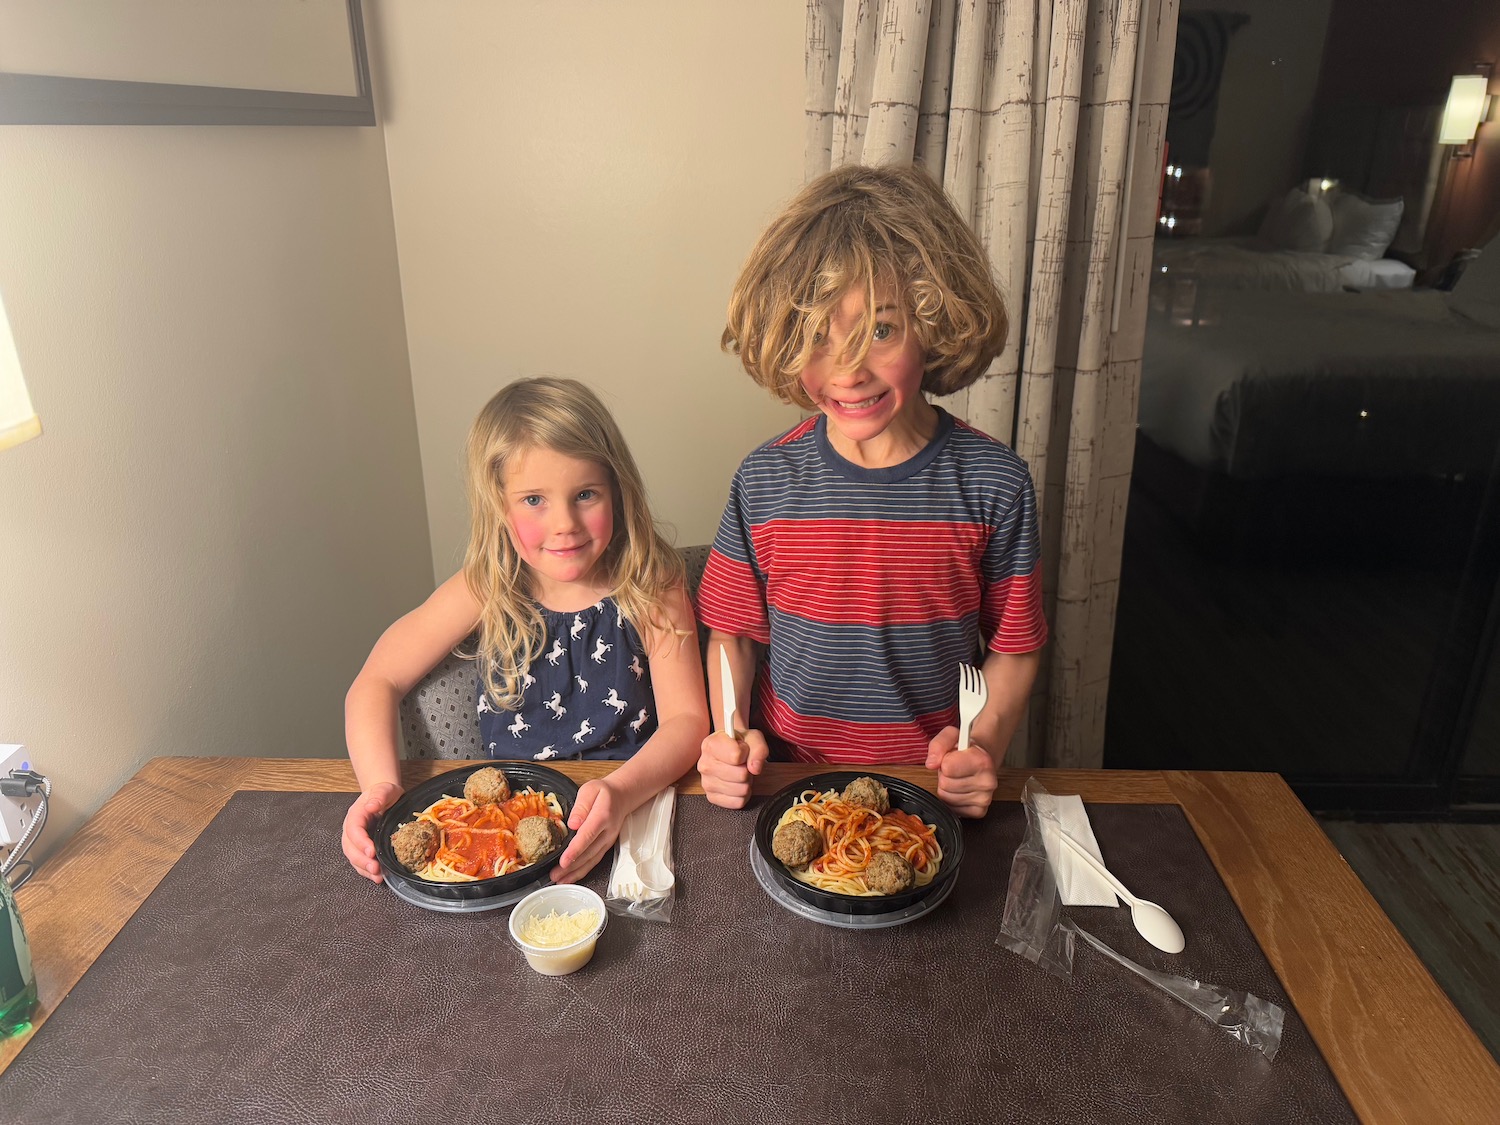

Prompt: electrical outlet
[{"left": 0, "top": 744, "right": 42, "bottom": 855}]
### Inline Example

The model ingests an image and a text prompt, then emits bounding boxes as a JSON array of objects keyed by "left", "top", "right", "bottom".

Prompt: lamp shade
[
  {"left": 0, "top": 290, "right": 41, "bottom": 452},
  {"left": 1439, "top": 74, "right": 1490, "bottom": 145}
]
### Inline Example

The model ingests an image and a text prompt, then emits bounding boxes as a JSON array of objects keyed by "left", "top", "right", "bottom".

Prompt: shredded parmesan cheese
[{"left": 518, "top": 908, "right": 600, "bottom": 948}]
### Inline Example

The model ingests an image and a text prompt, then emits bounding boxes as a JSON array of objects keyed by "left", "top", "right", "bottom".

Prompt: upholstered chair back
[{"left": 400, "top": 544, "right": 713, "bottom": 760}]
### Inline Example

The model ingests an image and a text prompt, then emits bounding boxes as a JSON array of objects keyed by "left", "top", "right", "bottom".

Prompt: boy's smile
[{"left": 800, "top": 286, "right": 938, "bottom": 468}]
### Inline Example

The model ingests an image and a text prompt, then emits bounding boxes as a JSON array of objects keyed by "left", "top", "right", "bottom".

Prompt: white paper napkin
[{"left": 1034, "top": 793, "right": 1119, "bottom": 907}]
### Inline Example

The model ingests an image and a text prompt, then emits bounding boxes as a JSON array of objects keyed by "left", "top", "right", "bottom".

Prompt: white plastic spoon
[{"left": 1055, "top": 827, "right": 1186, "bottom": 954}]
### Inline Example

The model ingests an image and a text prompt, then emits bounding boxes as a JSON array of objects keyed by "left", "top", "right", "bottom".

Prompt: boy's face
[
  {"left": 501, "top": 446, "right": 616, "bottom": 603},
  {"left": 799, "top": 286, "right": 936, "bottom": 468}
]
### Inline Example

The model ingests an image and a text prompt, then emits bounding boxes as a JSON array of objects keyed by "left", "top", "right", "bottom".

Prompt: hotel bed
[
  {"left": 1138, "top": 285, "right": 1500, "bottom": 482},
  {"left": 1134, "top": 243, "right": 1500, "bottom": 558},
  {"left": 1152, "top": 237, "right": 1417, "bottom": 295}
]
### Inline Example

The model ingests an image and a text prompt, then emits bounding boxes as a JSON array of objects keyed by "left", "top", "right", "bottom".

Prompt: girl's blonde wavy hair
[
  {"left": 723, "top": 163, "right": 1007, "bottom": 408},
  {"left": 462, "top": 377, "right": 686, "bottom": 711}
]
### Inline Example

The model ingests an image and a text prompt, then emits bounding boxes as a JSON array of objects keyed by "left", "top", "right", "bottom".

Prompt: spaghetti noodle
[
  {"left": 403, "top": 785, "right": 567, "bottom": 882},
  {"left": 773, "top": 787, "right": 942, "bottom": 897}
]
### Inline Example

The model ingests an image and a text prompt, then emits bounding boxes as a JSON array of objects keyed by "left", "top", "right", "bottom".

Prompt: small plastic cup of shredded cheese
[{"left": 508, "top": 885, "right": 608, "bottom": 976}]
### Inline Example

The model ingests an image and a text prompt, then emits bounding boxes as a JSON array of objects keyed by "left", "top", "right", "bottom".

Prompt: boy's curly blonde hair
[{"left": 723, "top": 163, "right": 1007, "bottom": 408}]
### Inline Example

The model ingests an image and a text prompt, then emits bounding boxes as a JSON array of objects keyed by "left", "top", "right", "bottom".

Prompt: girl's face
[
  {"left": 799, "top": 284, "right": 937, "bottom": 468},
  {"left": 501, "top": 446, "right": 616, "bottom": 606}
]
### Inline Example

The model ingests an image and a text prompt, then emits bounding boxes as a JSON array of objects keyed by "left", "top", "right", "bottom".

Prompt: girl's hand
[
  {"left": 342, "top": 781, "right": 404, "bottom": 881},
  {"left": 552, "top": 777, "right": 627, "bottom": 883},
  {"left": 924, "top": 726, "right": 998, "bottom": 818},
  {"left": 696, "top": 727, "right": 771, "bottom": 809}
]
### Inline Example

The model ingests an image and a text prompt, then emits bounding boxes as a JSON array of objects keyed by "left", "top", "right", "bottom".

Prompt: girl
[
  {"left": 695, "top": 163, "right": 1048, "bottom": 818},
  {"left": 342, "top": 377, "right": 707, "bottom": 884}
]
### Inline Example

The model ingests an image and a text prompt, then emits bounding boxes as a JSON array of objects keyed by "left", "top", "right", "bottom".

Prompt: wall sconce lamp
[
  {"left": 0, "top": 290, "right": 42, "bottom": 452},
  {"left": 1439, "top": 66, "right": 1494, "bottom": 153}
]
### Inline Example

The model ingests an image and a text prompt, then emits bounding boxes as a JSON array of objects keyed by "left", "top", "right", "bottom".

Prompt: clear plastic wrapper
[
  {"left": 604, "top": 785, "right": 676, "bottom": 922},
  {"left": 1066, "top": 920, "right": 1285, "bottom": 1059},
  {"left": 997, "top": 777, "right": 1285, "bottom": 1060}
]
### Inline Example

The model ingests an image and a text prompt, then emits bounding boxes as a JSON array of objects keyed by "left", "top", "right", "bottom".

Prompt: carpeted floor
[{"left": 1318, "top": 819, "right": 1500, "bottom": 1061}]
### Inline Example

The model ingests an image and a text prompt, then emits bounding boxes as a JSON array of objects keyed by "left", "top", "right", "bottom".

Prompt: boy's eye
[{"left": 872, "top": 321, "right": 896, "bottom": 342}]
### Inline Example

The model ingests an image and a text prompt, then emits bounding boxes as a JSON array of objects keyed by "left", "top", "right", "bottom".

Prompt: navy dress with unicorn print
[{"left": 476, "top": 598, "right": 656, "bottom": 761}]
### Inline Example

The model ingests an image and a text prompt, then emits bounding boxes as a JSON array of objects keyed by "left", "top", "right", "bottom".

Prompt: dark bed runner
[{"left": 0, "top": 792, "right": 1355, "bottom": 1124}]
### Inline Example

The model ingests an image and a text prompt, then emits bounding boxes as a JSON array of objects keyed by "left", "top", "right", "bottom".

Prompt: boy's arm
[
  {"left": 710, "top": 630, "right": 763, "bottom": 735},
  {"left": 696, "top": 629, "right": 772, "bottom": 808},
  {"left": 341, "top": 571, "right": 481, "bottom": 880},
  {"left": 925, "top": 648, "right": 1041, "bottom": 817},
  {"left": 553, "top": 585, "right": 710, "bottom": 881},
  {"left": 970, "top": 648, "right": 1042, "bottom": 766}
]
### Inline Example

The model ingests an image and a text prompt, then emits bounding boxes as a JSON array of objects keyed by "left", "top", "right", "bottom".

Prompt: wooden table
[{"left": 5, "top": 757, "right": 1498, "bottom": 1123}]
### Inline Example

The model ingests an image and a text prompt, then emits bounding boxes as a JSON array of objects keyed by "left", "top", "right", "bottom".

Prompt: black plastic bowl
[
  {"left": 753, "top": 771, "right": 964, "bottom": 917},
  {"left": 375, "top": 762, "right": 579, "bottom": 903}
]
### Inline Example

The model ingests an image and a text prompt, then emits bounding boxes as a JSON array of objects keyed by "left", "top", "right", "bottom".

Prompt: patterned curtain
[{"left": 805, "top": 0, "right": 1180, "bottom": 768}]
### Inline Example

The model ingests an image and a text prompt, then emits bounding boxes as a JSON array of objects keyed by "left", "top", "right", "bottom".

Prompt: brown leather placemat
[{"left": 1, "top": 792, "right": 1355, "bottom": 1124}]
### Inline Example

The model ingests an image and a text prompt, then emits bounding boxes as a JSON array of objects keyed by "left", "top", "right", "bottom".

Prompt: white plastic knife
[{"left": 718, "top": 645, "right": 737, "bottom": 738}]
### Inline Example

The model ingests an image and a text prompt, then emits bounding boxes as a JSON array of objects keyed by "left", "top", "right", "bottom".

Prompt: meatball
[
  {"left": 391, "top": 819, "right": 440, "bottom": 872},
  {"left": 464, "top": 766, "right": 511, "bottom": 806},
  {"left": 866, "top": 851, "right": 916, "bottom": 895},
  {"left": 841, "top": 776, "right": 890, "bottom": 814},
  {"left": 516, "top": 816, "right": 563, "bottom": 864},
  {"left": 771, "top": 820, "right": 824, "bottom": 867}
]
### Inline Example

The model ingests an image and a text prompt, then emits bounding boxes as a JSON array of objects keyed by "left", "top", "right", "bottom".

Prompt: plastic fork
[
  {"left": 609, "top": 811, "right": 650, "bottom": 902},
  {"left": 956, "top": 662, "right": 988, "bottom": 751},
  {"left": 610, "top": 789, "right": 674, "bottom": 901}
]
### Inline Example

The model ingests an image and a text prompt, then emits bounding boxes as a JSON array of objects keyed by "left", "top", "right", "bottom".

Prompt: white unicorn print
[
  {"left": 508, "top": 714, "right": 530, "bottom": 738},
  {"left": 629, "top": 656, "right": 643, "bottom": 680},
  {"left": 534, "top": 745, "right": 558, "bottom": 760},
  {"left": 616, "top": 608, "right": 624, "bottom": 627},
  {"left": 476, "top": 695, "right": 496, "bottom": 715},
  {"left": 603, "top": 688, "right": 628, "bottom": 714},
  {"left": 521, "top": 671, "right": 536, "bottom": 690},
  {"left": 575, "top": 674, "right": 588, "bottom": 693},
  {"left": 544, "top": 692, "right": 567, "bottom": 719},
  {"left": 629, "top": 709, "right": 649, "bottom": 734},
  {"left": 591, "top": 637, "right": 613, "bottom": 663},
  {"left": 545, "top": 639, "right": 565, "bottom": 665},
  {"left": 593, "top": 600, "right": 605, "bottom": 611},
  {"left": 572, "top": 718, "right": 595, "bottom": 744},
  {"left": 487, "top": 742, "right": 497, "bottom": 753},
  {"left": 570, "top": 614, "right": 587, "bottom": 639}
]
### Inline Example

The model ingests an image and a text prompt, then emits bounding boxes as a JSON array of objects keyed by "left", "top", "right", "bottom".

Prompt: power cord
[{"left": 2, "top": 768, "right": 50, "bottom": 891}]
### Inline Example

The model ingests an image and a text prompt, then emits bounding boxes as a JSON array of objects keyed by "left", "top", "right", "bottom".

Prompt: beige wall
[
  {"left": 0, "top": 123, "right": 433, "bottom": 864},
  {"left": 368, "top": 0, "right": 804, "bottom": 577}
]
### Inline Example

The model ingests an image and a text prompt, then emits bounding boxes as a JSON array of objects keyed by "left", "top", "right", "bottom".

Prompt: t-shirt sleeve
[
  {"left": 980, "top": 468, "right": 1049, "bottom": 653},
  {"left": 695, "top": 466, "right": 771, "bottom": 644}
]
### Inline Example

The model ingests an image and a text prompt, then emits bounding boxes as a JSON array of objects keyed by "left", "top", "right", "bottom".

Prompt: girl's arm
[
  {"left": 552, "top": 584, "right": 709, "bottom": 882},
  {"left": 341, "top": 571, "right": 482, "bottom": 881}
]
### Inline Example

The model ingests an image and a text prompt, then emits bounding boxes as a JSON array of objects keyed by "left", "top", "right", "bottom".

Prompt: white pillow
[
  {"left": 1326, "top": 193, "right": 1404, "bottom": 260},
  {"left": 1257, "top": 188, "right": 1332, "bottom": 252}
]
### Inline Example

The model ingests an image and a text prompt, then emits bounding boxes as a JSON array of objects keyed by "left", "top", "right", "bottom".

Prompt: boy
[{"left": 695, "top": 163, "right": 1047, "bottom": 818}]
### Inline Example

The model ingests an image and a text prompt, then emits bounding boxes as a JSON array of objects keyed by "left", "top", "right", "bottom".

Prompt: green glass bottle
[{"left": 0, "top": 873, "right": 36, "bottom": 1038}]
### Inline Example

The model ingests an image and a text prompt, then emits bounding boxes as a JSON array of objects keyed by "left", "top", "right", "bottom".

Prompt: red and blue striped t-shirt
[{"left": 696, "top": 409, "right": 1048, "bottom": 765}]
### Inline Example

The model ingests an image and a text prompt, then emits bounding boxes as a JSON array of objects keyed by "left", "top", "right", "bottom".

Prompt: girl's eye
[
  {"left": 872, "top": 321, "right": 896, "bottom": 342},
  {"left": 576, "top": 489, "right": 598, "bottom": 502},
  {"left": 520, "top": 495, "right": 543, "bottom": 508},
  {"left": 811, "top": 330, "right": 826, "bottom": 346}
]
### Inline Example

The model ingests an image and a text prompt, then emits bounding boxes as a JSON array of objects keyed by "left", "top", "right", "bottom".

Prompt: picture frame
[{"left": 0, "top": 0, "right": 373, "bottom": 126}]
